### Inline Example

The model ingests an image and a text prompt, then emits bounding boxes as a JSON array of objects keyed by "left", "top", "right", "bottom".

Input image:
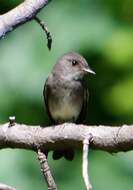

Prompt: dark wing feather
[
  {"left": 76, "top": 82, "right": 89, "bottom": 124},
  {"left": 43, "top": 78, "right": 55, "bottom": 124}
]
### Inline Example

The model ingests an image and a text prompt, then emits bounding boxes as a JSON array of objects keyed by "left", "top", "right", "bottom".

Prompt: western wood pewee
[{"left": 43, "top": 52, "right": 95, "bottom": 160}]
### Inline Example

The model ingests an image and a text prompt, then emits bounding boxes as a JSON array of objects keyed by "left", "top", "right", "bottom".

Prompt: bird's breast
[{"left": 48, "top": 84, "right": 83, "bottom": 122}]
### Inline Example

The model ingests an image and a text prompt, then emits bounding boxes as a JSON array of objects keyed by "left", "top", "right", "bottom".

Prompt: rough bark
[{"left": 0, "top": 122, "right": 133, "bottom": 153}]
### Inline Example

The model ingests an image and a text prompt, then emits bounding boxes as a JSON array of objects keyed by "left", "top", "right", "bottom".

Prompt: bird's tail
[{"left": 53, "top": 148, "right": 74, "bottom": 161}]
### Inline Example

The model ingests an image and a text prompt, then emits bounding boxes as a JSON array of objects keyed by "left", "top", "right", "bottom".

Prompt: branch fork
[{"left": 0, "top": 0, "right": 52, "bottom": 50}]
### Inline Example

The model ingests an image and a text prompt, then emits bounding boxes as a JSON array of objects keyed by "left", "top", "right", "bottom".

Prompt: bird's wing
[
  {"left": 77, "top": 83, "right": 89, "bottom": 124},
  {"left": 43, "top": 78, "right": 55, "bottom": 124}
]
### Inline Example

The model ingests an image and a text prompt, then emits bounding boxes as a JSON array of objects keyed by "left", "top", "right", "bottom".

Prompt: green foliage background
[{"left": 0, "top": 0, "right": 133, "bottom": 189}]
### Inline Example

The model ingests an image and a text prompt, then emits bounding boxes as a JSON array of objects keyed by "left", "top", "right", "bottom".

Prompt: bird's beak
[{"left": 82, "top": 67, "right": 96, "bottom": 75}]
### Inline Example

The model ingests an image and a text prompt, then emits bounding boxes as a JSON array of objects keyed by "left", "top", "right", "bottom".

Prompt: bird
[{"left": 43, "top": 52, "right": 95, "bottom": 160}]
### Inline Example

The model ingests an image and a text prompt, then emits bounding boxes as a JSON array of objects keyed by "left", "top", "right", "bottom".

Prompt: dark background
[{"left": 0, "top": 0, "right": 133, "bottom": 189}]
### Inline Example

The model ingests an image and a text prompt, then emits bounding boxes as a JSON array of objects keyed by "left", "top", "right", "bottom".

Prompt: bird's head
[{"left": 53, "top": 52, "right": 95, "bottom": 81}]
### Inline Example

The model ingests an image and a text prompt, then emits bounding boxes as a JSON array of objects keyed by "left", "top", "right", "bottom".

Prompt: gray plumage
[{"left": 43, "top": 52, "right": 95, "bottom": 160}]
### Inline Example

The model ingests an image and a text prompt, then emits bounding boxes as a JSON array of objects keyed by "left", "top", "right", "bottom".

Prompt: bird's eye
[{"left": 72, "top": 60, "right": 78, "bottom": 66}]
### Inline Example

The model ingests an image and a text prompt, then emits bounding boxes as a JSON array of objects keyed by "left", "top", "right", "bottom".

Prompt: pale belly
[{"left": 49, "top": 95, "right": 83, "bottom": 122}]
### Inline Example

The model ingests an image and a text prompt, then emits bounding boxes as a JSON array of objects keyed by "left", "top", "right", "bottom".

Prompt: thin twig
[
  {"left": 37, "top": 149, "right": 57, "bottom": 190},
  {"left": 34, "top": 16, "right": 52, "bottom": 50},
  {"left": 9, "top": 116, "right": 16, "bottom": 127},
  {"left": 0, "top": 183, "right": 16, "bottom": 190},
  {"left": 82, "top": 134, "right": 93, "bottom": 190}
]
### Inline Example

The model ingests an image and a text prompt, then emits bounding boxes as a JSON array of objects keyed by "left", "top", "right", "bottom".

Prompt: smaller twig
[
  {"left": 34, "top": 16, "right": 52, "bottom": 50},
  {"left": 82, "top": 134, "right": 93, "bottom": 190},
  {"left": 9, "top": 116, "right": 16, "bottom": 127},
  {"left": 0, "top": 183, "right": 16, "bottom": 190},
  {"left": 37, "top": 149, "right": 57, "bottom": 190}
]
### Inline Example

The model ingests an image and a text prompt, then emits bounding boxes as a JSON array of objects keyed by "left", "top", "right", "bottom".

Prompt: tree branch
[
  {"left": 82, "top": 135, "right": 93, "bottom": 190},
  {"left": 0, "top": 0, "right": 51, "bottom": 38},
  {"left": 37, "top": 149, "right": 57, "bottom": 190},
  {"left": 0, "top": 183, "right": 16, "bottom": 190},
  {"left": 0, "top": 122, "right": 133, "bottom": 153},
  {"left": 34, "top": 16, "right": 52, "bottom": 50}
]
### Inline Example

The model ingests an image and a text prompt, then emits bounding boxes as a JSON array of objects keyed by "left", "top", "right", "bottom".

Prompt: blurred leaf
[
  {"left": 104, "top": 29, "right": 133, "bottom": 66},
  {"left": 103, "top": 77, "right": 133, "bottom": 116}
]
